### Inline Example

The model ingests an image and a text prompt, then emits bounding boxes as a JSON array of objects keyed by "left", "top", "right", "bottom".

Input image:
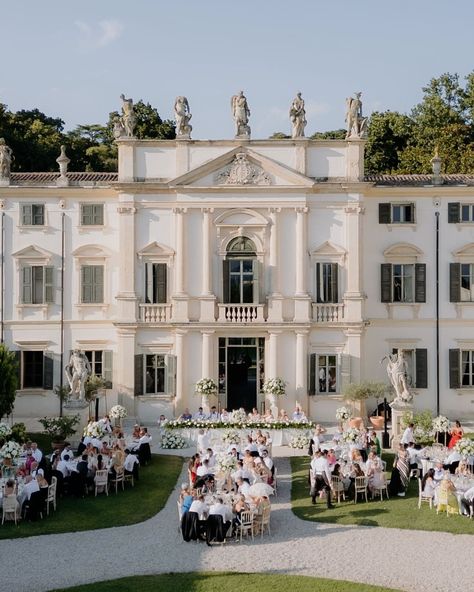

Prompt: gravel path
[{"left": 0, "top": 457, "right": 473, "bottom": 592}]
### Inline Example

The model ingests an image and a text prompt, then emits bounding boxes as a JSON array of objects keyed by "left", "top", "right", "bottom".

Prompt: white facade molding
[{"left": 383, "top": 242, "right": 423, "bottom": 263}]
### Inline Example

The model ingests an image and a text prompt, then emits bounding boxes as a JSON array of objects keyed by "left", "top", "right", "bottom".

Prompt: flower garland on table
[
  {"left": 0, "top": 440, "right": 22, "bottom": 460},
  {"left": 195, "top": 378, "right": 218, "bottom": 396},
  {"left": 109, "top": 405, "right": 128, "bottom": 420},
  {"left": 342, "top": 427, "right": 361, "bottom": 444},
  {"left": 165, "top": 418, "right": 314, "bottom": 430},
  {"left": 432, "top": 415, "right": 449, "bottom": 433},
  {"left": 216, "top": 454, "right": 238, "bottom": 474},
  {"left": 335, "top": 406, "right": 352, "bottom": 422},
  {"left": 84, "top": 421, "right": 106, "bottom": 439},
  {"left": 454, "top": 438, "right": 474, "bottom": 457},
  {"left": 221, "top": 429, "right": 241, "bottom": 445},
  {"left": 160, "top": 430, "right": 188, "bottom": 449},
  {"left": 262, "top": 377, "right": 286, "bottom": 396},
  {"left": 0, "top": 422, "right": 12, "bottom": 439},
  {"left": 289, "top": 434, "right": 310, "bottom": 449}
]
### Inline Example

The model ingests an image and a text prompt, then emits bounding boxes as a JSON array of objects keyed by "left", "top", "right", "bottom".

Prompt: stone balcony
[
  {"left": 139, "top": 303, "right": 172, "bottom": 323},
  {"left": 312, "top": 302, "right": 345, "bottom": 323},
  {"left": 217, "top": 303, "right": 266, "bottom": 323}
]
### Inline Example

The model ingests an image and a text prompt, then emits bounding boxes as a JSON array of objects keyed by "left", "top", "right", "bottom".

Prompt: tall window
[
  {"left": 316, "top": 355, "right": 337, "bottom": 394},
  {"left": 223, "top": 237, "right": 259, "bottom": 304},
  {"left": 393, "top": 264, "right": 414, "bottom": 302},
  {"left": 134, "top": 353, "right": 176, "bottom": 397},
  {"left": 450, "top": 349, "right": 474, "bottom": 389},
  {"left": 461, "top": 351, "right": 474, "bottom": 387},
  {"left": 19, "top": 351, "right": 54, "bottom": 390},
  {"left": 460, "top": 264, "right": 474, "bottom": 301},
  {"left": 21, "top": 266, "right": 54, "bottom": 304},
  {"left": 145, "top": 354, "right": 165, "bottom": 394},
  {"left": 81, "top": 204, "right": 104, "bottom": 226},
  {"left": 145, "top": 263, "right": 167, "bottom": 304},
  {"left": 81, "top": 265, "right": 104, "bottom": 303},
  {"left": 316, "top": 263, "right": 338, "bottom": 303},
  {"left": 21, "top": 204, "right": 44, "bottom": 226},
  {"left": 84, "top": 350, "right": 113, "bottom": 388},
  {"left": 381, "top": 263, "right": 426, "bottom": 303}
]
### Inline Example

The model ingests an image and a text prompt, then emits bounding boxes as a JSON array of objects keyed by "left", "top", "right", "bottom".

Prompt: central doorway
[{"left": 218, "top": 337, "right": 264, "bottom": 412}]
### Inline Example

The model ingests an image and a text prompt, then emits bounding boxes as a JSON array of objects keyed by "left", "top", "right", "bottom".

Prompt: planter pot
[
  {"left": 369, "top": 416, "right": 385, "bottom": 430},
  {"left": 348, "top": 417, "right": 363, "bottom": 429}
]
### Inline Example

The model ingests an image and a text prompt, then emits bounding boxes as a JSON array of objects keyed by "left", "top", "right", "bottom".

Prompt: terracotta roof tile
[
  {"left": 10, "top": 172, "right": 118, "bottom": 186},
  {"left": 365, "top": 174, "right": 474, "bottom": 186}
]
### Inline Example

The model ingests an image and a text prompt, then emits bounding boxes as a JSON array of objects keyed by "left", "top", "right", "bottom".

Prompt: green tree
[
  {"left": 310, "top": 129, "right": 346, "bottom": 140},
  {"left": 107, "top": 100, "right": 175, "bottom": 140},
  {"left": 0, "top": 344, "right": 18, "bottom": 419},
  {"left": 269, "top": 132, "right": 290, "bottom": 139},
  {"left": 365, "top": 111, "right": 414, "bottom": 174}
]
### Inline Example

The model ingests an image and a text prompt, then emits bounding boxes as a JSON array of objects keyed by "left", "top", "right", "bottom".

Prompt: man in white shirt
[
  {"left": 208, "top": 406, "right": 220, "bottom": 421},
  {"left": 400, "top": 423, "right": 414, "bottom": 446},
  {"left": 61, "top": 445, "right": 74, "bottom": 461},
  {"left": 123, "top": 449, "right": 139, "bottom": 478},
  {"left": 292, "top": 405, "right": 307, "bottom": 422},
  {"left": 194, "top": 407, "right": 207, "bottom": 420},
  {"left": 197, "top": 429, "right": 210, "bottom": 454},
  {"left": 205, "top": 448, "right": 216, "bottom": 470},
  {"left": 139, "top": 428, "right": 152, "bottom": 445},
  {"left": 445, "top": 449, "right": 462, "bottom": 469},
  {"left": 31, "top": 442, "right": 43, "bottom": 463},
  {"left": 433, "top": 462, "right": 445, "bottom": 482},
  {"left": 231, "top": 461, "right": 253, "bottom": 484},
  {"left": 57, "top": 455, "right": 72, "bottom": 478},
  {"left": 196, "top": 459, "right": 214, "bottom": 479},
  {"left": 310, "top": 451, "right": 334, "bottom": 508},
  {"left": 189, "top": 495, "right": 209, "bottom": 518},
  {"left": 407, "top": 442, "right": 421, "bottom": 476},
  {"left": 209, "top": 497, "right": 233, "bottom": 528}
]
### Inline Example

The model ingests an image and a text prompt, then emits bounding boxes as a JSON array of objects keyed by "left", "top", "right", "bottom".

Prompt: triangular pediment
[
  {"left": 137, "top": 241, "right": 175, "bottom": 260},
  {"left": 310, "top": 241, "right": 346, "bottom": 262},
  {"left": 169, "top": 146, "right": 314, "bottom": 188},
  {"left": 12, "top": 245, "right": 53, "bottom": 262}
]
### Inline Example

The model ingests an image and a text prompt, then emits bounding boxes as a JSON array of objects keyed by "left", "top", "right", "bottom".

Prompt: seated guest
[
  {"left": 242, "top": 450, "right": 256, "bottom": 468},
  {"left": 347, "top": 462, "right": 365, "bottom": 500},
  {"left": 209, "top": 496, "right": 233, "bottom": 532},
  {"left": 455, "top": 460, "right": 472, "bottom": 476},
  {"left": 188, "top": 454, "right": 200, "bottom": 485},
  {"left": 123, "top": 448, "right": 140, "bottom": 480},
  {"left": 253, "top": 457, "right": 272, "bottom": 484},
  {"left": 445, "top": 449, "right": 462, "bottom": 474},
  {"left": 248, "top": 408, "right": 261, "bottom": 422},
  {"left": 326, "top": 449, "right": 337, "bottom": 468},
  {"left": 208, "top": 406, "right": 220, "bottom": 421},
  {"left": 139, "top": 427, "right": 152, "bottom": 445},
  {"left": 61, "top": 444, "right": 74, "bottom": 461},
  {"left": 194, "top": 407, "right": 207, "bottom": 421},
  {"left": 292, "top": 405, "right": 307, "bottom": 422},
  {"left": 25, "top": 450, "right": 35, "bottom": 473},
  {"left": 437, "top": 476, "right": 458, "bottom": 515},
  {"left": 99, "top": 415, "right": 113, "bottom": 433},
  {"left": 231, "top": 460, "right": 253, "bottom": 485},
  {"left": 31, "top": 442, "right": 43, "bottom": 463},
  {"left": 19, "top": 475, "right": 40, "bottom": 509},
  {"left": 57, "top": 454, "right": 72, "bottom": 479},
  {"left": 205, "top": 448, "right": 216, "bottom": 470},
  {"left": 236, "top": 477, "right": 251, "bottom": 499},
  {"left": 460, "top": 484, "right": 474, "bottom": 517},
  {"left": 421, "top": 468, "right": 437, "bottom": 500},
  {"left": 228, "top": 447, "right": 241, "bottom": 459},
  {"left": 220, "top": 408, "right": 230, "bottom": 422},
  {"left": 132, "top": 424, "right": 141, "bottom": 439},
  {"left": 244, "top": 436, "right": 258, "bottom": 456},
  {"left": 179, "top": 408, "right": 193, "bottom": 420},
  {"left": 261, "top": 449, "right": 273, "bottom": 472},
  {"left": 433, "top": 462, "right": 445, "bottom": 482},
  {"left": 188, "top": 494, "right": 209, "bottom": 518},
  {"left": 196, "top": 459, "right": 213, "bottom": 479},
  {"left": 263, "top": 409, "right": 274, "bottom": 421},
  {"left": 232, "top": 493, "right": 249, "bottom": 529},
  {"left": 406, "top": 442, "right": 421, "bottom": 476},
  {"left": 280, "top": 410, "right": 290, "bottom": 422}
]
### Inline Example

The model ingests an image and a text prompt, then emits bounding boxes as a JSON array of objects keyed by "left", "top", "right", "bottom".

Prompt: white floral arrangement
[
  {"left": 222, "top": 429, "right": 241, "bottom": 445},
  {"left": 432, "top": 415, "right": 450, "bottom": 432},
  {"left": 0, "top": 422, "right": 12, "bottom": 439},
  {"left": 216, "top": 454, "right": 238, "bottom": 473},
  {"left": 231, "top": 408, "right": 248, "bottom": 423},
  {"left": 454, "top": 438, "right": 474, "bottom": 457},
  {"left": 335, "top": 406, "right": 352, "bottom": 422},
  {"left": 289, "top": 434, "right": 310, "bottom": 449},
  {"left": 109, "top": 405, "right": 128, "bottom": 420},
  {"left": 0, "top": 440, "right": 22, "bottom": 460},
  {"left": 342, "top": 427, "right": 361, "bottom": 444},
  {"left": 84, "top": 421, "right": 106, "bottom": 439},
  {"left": 161, "top": 430, "right": 187, "bottom": 449},
  {"left": 262, "top": 377, "right": 286, "bottom": 396},
  {"left": 195, "top": 378, "right": 218, "bottom": 396}
]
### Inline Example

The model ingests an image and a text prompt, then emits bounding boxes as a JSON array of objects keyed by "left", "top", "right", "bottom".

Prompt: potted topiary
[
  {"left": 38, "top": 414, "right": 80, "bottom": 449},
  {"left": 343, "top": 381, "right": 389, "bottom": 428}
]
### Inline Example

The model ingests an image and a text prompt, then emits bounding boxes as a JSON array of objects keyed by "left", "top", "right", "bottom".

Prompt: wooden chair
[
  {"left": 2, "top": 494, "right": 20, "bottom": 525},
  {"left": 110, "top": 467, "right": 125, "bottom": 494},
  {"left": 124, "top": 470, "right": 134, "bottom": 488},
  {"left": 254, "top": 505, "right": 271, "bottom": 538},
  {"left": 46, "top": 477, "right": 57, "bottom": 515},
  {"left": 331, "top": 475, "right": 345, "bottom": 503},
  {"left": 417, "top": 478, "right": 433, "bottom": 509},
  {"left": 354, "top": 476, "right": 368, "bottom": 503},
  {"left": 94, "top": 469, "right": 109, "bottom": 496},
  {"left": 236, "top": 510, "right": 254, "bottom": 542}
]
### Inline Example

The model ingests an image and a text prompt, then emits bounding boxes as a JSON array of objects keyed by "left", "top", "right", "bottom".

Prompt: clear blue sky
[{"left": 2, "top": 0, "right": 474, "bottom": 139}]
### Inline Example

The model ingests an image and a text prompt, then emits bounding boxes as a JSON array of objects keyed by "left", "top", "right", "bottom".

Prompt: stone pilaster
[
  {"left": 343, "top": 204, "right": 365, "bottom": 322},
  {"left": 295, "top": 330, "right": 309, "bottom": 413},
  {"left": 116, "top": 200, "right": 137, "bottom": 322},
  {"left": 200, "top": 208, "right": 216, "bottom": 322},
  {"left": 171, "top": 207, "right": 189, "bottom": 321},
  {"left": 294, "top": 207, "right": 311, "bottom": 321},
  {"left": 267, "top": 207, "right": 283, "bottom": 322}
]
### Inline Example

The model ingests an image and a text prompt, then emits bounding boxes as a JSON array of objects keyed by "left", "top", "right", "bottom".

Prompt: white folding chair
[
  {"left": 46, "top": 476, "right": 57, "bottom": 515},
  {"left": 110, "top": 467, "right": 125, "bottom": 494},
  {"left": 94, "top": 469, "right": 109, "bottom": 496},
  {"left": 331, "top": 475, "right": 345, "bottom": 503},
  {"left": 417, "top": 478, "right": 432, "bottom": 509},
  {"left": 236, "top": 510, "right": 254, "bottom": 542},
  {"left": 2, "top": 494, "right": 20, "bottom": 525},
  {"left": 354, "top": 476, "right": 368, "bottom": 503}
]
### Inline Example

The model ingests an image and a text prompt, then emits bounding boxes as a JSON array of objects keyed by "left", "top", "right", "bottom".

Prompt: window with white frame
[
  {"left": 379, "top": 203, "right": 415, "bottom": 224},
  {"left": 461, "top": 205, "right": 474, "bottom": 222},
  {"left": 449, "top": 348, "right": 474, "bottom": 389},
  {"left": 21, "top": 204, "right": 44, "bottom": 226},
  {"left": 84, "top": 350, "right": 113, "bottom": 388},
  {"left": 21, "top": 266, "right": 54, "bottom": 304},
  {"left": 381, "top": 263, "right": 426, "bottom": 303},
  {"left": 81, "top": 265, "right": 104, "bottom": 303},
  {"left": 145, "top": 262, "right": 167, "bottom": 304},
  {"left": 223, "top": 237, "right": 259, "bottom": 304},
  {"left": 16, "top": 350, "right": 54, "bottom": 390},
  {"left": 461, "top": 350, "right": 474, "bottom": 387},
  {"left": 316, "top": 263, "right": 338, "bottom": 303},
  {"left": 134, "top": 353, "right": 176, "bottom": 396},
  {"left": 393, "top": 264, "right": 414, "bottom": 302},
  {"left": 81, "top": 204, "right": 104, "bottom": 226}
]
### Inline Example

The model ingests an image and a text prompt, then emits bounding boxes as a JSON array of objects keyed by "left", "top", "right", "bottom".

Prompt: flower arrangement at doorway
[
  {"left": 432, "top": 415, "right": 450, "bottom": 433},
  {"left": 0, "top": 440, "right": 22, "bottom": 460},
  {"left": 221, "top": 429, "right": 241, "bottom": 446},
  {"left": 342, "top": 427, "right": 361, "bottom": 444},
  {"left": 289, "top": 434, "right": 310, "bottom": 449},
  {"left": 110, "top": 405, "right": 128, "bottom": 420},
  {"left": 262, "top": 377, "right": 286, "bottom": 396},
  {"left": 195, "top": 378, "right": 218, "bottom": 395},
  {"left": 160, "top": 430, "right": 187, "bottom": 449},
  {"left": 454, "top": 438, "right": 474, "bottom": 457}
]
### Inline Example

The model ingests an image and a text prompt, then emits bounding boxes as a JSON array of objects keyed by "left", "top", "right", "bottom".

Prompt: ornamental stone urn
[
  {"left": 266, "top": 394, "right": 279, "bottom": 420},
  {"left": 201, "top": 394, "right": 210, "bottom": 415}
]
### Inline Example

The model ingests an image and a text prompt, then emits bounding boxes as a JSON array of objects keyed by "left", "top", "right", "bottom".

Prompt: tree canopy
[{"left": 0, "top": 344, "right": 18, "bottom": 419}]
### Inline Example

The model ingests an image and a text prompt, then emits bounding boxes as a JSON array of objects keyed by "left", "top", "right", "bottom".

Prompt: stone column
[
  {"left": 116, "top": 200, "right": 137, "bottom": 322},
  {"left": 175, "top": 330, "right": 187, "bottom": 414},
  {"left": 294, "top": 207, "right": 311, "bottom": 321},
  {"left": 345, "top": 139, "right": 366, "bottom": 182},
  {"left": 344, "top": 204, "right": 365, "bottom": 322},
  {"left": 116, "top": 326, "right": 137, "bottom": 417},
  {"left": 267, "top": 208, "right": 283, "bottom": 322},
  {"left": 201, "top": 331, "right": 215, "bottom": 413},
  {"left": 200, "top": 208, "right": 216, "bottom": 321},
  {"left": 172, "top": 207, "right": 189, "bottom": 321},
  {"left": 295, "top": 330, "right": 309, "bottom": 414},
  {"left": 266, "top": 330, "right": 281, "bottom": 418}
]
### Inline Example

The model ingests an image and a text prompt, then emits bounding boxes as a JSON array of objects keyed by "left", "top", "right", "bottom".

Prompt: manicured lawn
[
  {"left": 52, "top": 572, "right": 402, "bottom": 592},
  {"left": 0, "top": 454, "right": 183, "bottom": 540},
  {"left": 291, "top": 454, "right": 474, "bottom": 535}
]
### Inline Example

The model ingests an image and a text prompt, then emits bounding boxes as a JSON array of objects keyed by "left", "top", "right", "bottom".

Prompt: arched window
[{"left": 223, "top": 237, "right": 259, "bottom": 303}]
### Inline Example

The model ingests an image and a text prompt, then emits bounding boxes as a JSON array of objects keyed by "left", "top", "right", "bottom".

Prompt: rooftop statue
[
  {"left": 119, "top": 93, "right": 137, "bottom": 138},
  {"left": 0, "top": 138, "right": 13, "bottom": 182},
  {"left": 174, "top": 96, "right": 192, "bottom": 139},
  {"left": 231, "top": 91, "right": 251, "bottom": 139},
  {"left": 289, "top": 92, "right": 307, "bottom": 138},
  {"left": 345, "top": 92, "right": 368, "bottom": 139}
]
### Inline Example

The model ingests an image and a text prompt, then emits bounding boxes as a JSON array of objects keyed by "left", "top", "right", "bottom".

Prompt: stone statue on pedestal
[
  {"left": 231, "top": 91, "right": 251, "bottom": 138},
  {"left": 65, "top": 350, "right": 91, "bottom": 401},
  {"left": 0, "top": 138, "right": 13, "bottom": 184},
  {"left": 381, "top": 350, "right": 413, "bottom": 406},
  {"left": 345, "top": 92, "right": 368, "bottom": 139},
  {"left": 289, "top": 92, "right": 307, "bottom": 138},
  {"left": 174, "top": 96, "right": 192, "bottom": 138},
  {"left": 119, "top": 94, "right": 137, "bottom": 137}
]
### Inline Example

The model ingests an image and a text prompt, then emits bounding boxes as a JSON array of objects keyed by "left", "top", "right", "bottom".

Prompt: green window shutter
[
  {"left": 223, "top": 260, "right": 230, "bottom": 303},
  {"left": 93, "top": 266, "right": 104, "bottom": 303},
  {"left": 252, "top": 259, "right": 260, "bottom": 304},
  {"left": 33, "top": 204, "right": 44, "bottom": 225},
  {"left": 22, "top": 267, "right": 32, "bottom": 304},
  {"left": 449, "top": 263, "right": 461, "bottom": 303},
  {"left": 43, "top": 353, "right": 54, "bottom": 390},
  {"left": 379, "top": 203, "right": 391, "bottom": 224},
  {"left": 316, "top": 263, "right": 321, "bottom": 303},
  {"left": 44, "top": 266, "right": 54, "bottom": 303},
  {"left": 103, "top": 350, "right": 113, "bottom": 388},
  {"left": 381, "top": 263, "right": 392, "bottom": 303},
  {"left": 165, "top": 354, "right": 177, "bottom": 396},
  {"left": 93, "top": 204, "right": 104, "bottom": 225},
  {"left": 156, "top": 263, "right": 167, "bottom": 304},
  {"left": 81, "top": 204, "right": 93, "bottom": 225},
  {"left": 449, "top": 349, "right": 460, "bottom": 389},
  {"left": 331, "top": 263, "right": 338, "bottom": 303},
  {"left": 448, "top": 203, "right": 460, "bottom": 223},
  {"left": 81, "top": 266, "right": 92, "bottom": 303},
  {"left": 415, "top": 349, "right": 428, "bottom": 389},
  {"left": 308, "top": 353, "right": 316, "bottom": 396},
  {"left": 415, "top": 263, "right": 426, "bottom": 303},
  {"left": 21, "top": 204, "right": 32, "bottom": 226},
  {"left": 134, "top": 354, "right": 144, "bottom": 396}
]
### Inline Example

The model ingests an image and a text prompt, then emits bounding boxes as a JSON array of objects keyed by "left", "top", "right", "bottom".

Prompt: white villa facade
[{"left": 2, "top": 136, "right": 474, "bottom": 425}]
